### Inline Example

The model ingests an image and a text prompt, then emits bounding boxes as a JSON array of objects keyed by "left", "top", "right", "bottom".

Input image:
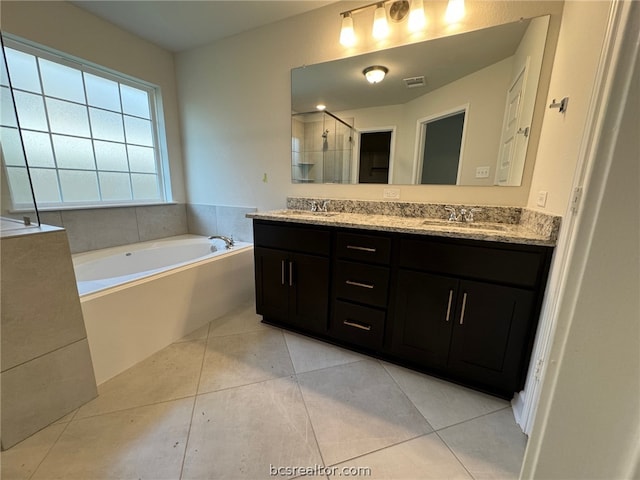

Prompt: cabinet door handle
[
  {"left": 289, "top": 261, "right": 294, "bottom": 287},
  {"left": 445, "top": 289, "right": 453, "bottom": 322},
  {"left": 281, "top": 260, "right": 285, "bottom": 286},
  {"left": 459, "top": 293, "right": 468, "bottom": 325},
  {"left": 347, "top": 245, "right": 376, "bottom": 253},
  {"left": 343, "top": 319, "right": 372, "bottom": 331},
  {"left": 346, "top": 280, "right": 375, "bottom": 289}
]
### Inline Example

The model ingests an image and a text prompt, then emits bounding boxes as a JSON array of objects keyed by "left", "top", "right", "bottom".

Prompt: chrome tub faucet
[{"left": 208, "top": 235, "right": 235, "bottom": 249}]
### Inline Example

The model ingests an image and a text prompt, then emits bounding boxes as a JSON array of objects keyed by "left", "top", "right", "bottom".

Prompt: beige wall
[
  {"left": 526, "top": 1, "right": 612, "bottom": 215},
  {"left": 0, "top": 1, "right": 187, "bottom": 203},
  {"left": 521, "top": 2, "right": 639, "bottom": 475},
  {"left": 176, "top": 1, "right": 563, "bottom": 211}
]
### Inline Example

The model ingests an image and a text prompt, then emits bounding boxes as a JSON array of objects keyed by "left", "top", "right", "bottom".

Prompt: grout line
[
  {"left": 178, "top": 320, "right": 210, "bottom": 480},
  {"left": 27, "top": 416, "right": 75, "bottom": 480},
  {"left": 433, "top": 405, "right": 512, "bottom": 433},
  {"left": 434, "top": 430, "right": 476, "bottom": 479},
  {"left": 377, "top": 359, "right": 435, "bottom": 432},
  {"left": 325, "top": 432, "right": 431, "bottom": 469},
  {"left": 72, "top": 393, "right": 200, "bottom": 421},
  {"left": 1, "top": 337, "right": 88, "bottom": 374},
  {"left": 282, "top": 337, "right": 329, "bottom": 473}
]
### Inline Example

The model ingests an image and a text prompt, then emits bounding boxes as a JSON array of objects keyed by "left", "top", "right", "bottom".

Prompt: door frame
[
  {"left": 352, "top": 126, "right": 396, "bottom": 184},
  {"left": 412, "top": 104, "right": 469, "bottom": 185}
]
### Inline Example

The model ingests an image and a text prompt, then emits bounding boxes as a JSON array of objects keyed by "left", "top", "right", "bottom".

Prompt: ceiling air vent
[{"left": 403, "top": 76, "right": 426, "bottom": 88}]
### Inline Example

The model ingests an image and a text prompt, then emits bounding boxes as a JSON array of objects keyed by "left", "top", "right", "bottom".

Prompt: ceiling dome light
[
  {"left": 408, "top": 0, "right": 426, "bottom": 32},
  {"left": 372, "top": 4, "right": 389, "bottom": 40},
  {"left": 316, "top": 104, "right": 327, "bottom": 111},
  {"left": 339, "top": 13, "right": 356, "bottom": 47},
  {"left": 363, "top": 65, "right": 388, "bottom": 84},
  {"left": 445, "top": 0, "right": 465, "bottom": 24}
]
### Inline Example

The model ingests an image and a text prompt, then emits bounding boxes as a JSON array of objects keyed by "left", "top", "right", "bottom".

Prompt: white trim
[
  {"left": 412, "top": 104, "right": 469, "bottom": 185},
  {"left": 512, "top": 0, "right": 634, "bottom": 435},
  {"left": 354, "top": 126, "right": 396, "bottom": 184}
]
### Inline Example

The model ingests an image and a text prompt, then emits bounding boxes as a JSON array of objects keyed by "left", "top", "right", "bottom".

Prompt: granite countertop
[{"left": 247, "top": 198, "right": 561, "bottom": 247}]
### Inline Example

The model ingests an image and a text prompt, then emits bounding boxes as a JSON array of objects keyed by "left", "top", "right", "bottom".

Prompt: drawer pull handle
[
  {"left": 347, "top": 245, "right": 376, "bottom": 253},
  {"left": 281, "top": 260, "right": 285, "bottom": 286},
  {"left": 343, "top": 320, "right": 372, "bottom": 331},
  {"left": 346, "top": 280, "right": 375, "bottom": 289},
  {"left": 460, "top": 293, "right": 468, "bottom": 325},
  {"left": 445, "top": 289, "right": 453, "bottom": 322}
]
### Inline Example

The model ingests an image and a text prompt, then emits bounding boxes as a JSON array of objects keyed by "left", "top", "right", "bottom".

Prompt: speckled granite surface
[{"left": 247, "top": 198, "right": 561, "bottom": 246}]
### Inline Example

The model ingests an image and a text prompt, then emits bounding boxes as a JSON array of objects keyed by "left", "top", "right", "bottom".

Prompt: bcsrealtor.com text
[{"left": 269, "top": 464, "right": 372, "bottom": 477}]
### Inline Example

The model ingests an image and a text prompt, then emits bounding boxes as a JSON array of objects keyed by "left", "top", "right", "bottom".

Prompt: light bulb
[
  {"left": 408, "top": 0, "right": 426, "bottom": 32},
  {"left": 445, "top": 0, "right": 465, "bottom": 24},
  {"left": 372, "top": 4, "right": 389, "bottom": 40},
  {"left": 339, "top": 13, "right": 356, "bottom": 47}
]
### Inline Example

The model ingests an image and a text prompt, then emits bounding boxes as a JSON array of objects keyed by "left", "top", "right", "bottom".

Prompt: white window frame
[{"left": 1, "top": 34, "right": 172, "bottom": 210}]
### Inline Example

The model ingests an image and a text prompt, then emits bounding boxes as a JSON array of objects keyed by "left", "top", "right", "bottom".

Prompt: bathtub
[{"left": 73, "top": 235, "right": 254, "bottom": 385}]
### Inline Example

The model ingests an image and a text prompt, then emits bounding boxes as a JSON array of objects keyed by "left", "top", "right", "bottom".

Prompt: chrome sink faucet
[
  {"left": 311, "top": 200, "right": 330, "bottom": 212},
  {"left": 208, "top": 235, "right": 234, "bottom": 249},
  {"left": 444, "top": 206, "right": 481, "bottom": 222}
]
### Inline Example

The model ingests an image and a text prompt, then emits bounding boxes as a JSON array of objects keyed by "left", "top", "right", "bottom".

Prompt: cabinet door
[
  {"left": 391, "top": 270, "right": 458, "bottom": 369},
  {"left": 448, "top": 280, "right": 534, "bottom": 393},
  {"left": 254, "top": 247, "right": 290, "bottom": 321},
  {"left": 289, "top": 252, "right": 330, "bottom": 334}
]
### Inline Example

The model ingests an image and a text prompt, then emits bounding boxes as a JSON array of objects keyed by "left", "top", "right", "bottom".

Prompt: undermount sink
[
  {"left": 422, "top": 219, "right": 511, "bottom": 232},
  {"left": 285, "top": 210, "right": 340, "bottom": 217}
]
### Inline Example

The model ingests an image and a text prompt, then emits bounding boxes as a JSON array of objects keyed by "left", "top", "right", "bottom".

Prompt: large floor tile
[
  {"left": 76, "top": 339, "right": 205, "bottom": 419},
  {"left": 182, "top": 376, "right": 323, "bottom": 479},
  {"left": 297, "top": 360, "right": 433, "bottom": 466},
  {"left": 207, "top": 302, "right": 269, "bottom": 338},
  {"left": 1, "top": 422, "right": 67, "bottom": 480},
  {"left": 284, "top": 332, "right": 364, "bottom": 374},
  {"left": 438, "top": 408, "right": 527, "bottom": 479},
  {"left": 382, "top": 362, "right": 508, "bottom": 430},
  {"left": 330, "top": 433, "right": 472, "bottom": 479},
  {"left": 198, "top": 329, "right": 294, "bottom": 394},
  {"left": 31, "top": 398, "right": 193, "bottom": 480}
]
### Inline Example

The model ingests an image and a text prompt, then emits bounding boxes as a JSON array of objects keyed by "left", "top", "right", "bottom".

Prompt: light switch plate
[{"left": 537, "top": 190, "right": 548, "bottom": 207}]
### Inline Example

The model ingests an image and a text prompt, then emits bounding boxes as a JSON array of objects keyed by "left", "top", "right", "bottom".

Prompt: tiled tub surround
[
  {"left": 249, "top": 197, "right": 562, "bottom": 246},
  {"left": 39, "top": 203, "right": 256, "bottom": 254},
  {"left": 1, "top": 227, "right": 97, "bottom": 450}
]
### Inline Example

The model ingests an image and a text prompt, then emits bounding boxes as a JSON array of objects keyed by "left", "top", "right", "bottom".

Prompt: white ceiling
[{"left": 71, "top": 1, "right": 335, "bottom": 52}]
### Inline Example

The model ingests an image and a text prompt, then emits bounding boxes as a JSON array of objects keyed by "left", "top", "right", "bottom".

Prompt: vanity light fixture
[
  {"left": 408, "top": 0, "right": 426, "bottom": 32},
  {"left": 339, "top": 0, "right": 430, "bottom": 46},
  {"left": 339, "top": 12, "right": 356, "bottom": 47},
  {"left": 363, "top": 65, "right": 388, "bottom": 84},
  {"left": 444, "top": 0, "right": 465, "bottom": 24},
  {"left": 372, "top": 3, "right": 390, "bottom": 39}
]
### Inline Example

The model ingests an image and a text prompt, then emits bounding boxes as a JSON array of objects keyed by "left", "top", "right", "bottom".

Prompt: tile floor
[{"left": 1, "top": 302, "right": 527, "bottom": 480}]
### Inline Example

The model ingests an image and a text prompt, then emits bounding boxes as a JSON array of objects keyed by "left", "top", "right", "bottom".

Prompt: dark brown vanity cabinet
[
  {"left": 253, "top": 222, "right": 331, "bottom": 334},
  {"left": 391, "top": 237, "right": 551, "bottom": 396},
  {"left": 330, "top": 232, "right": 392, "bottom": 350},
  {"left": 252, "top": 219, "right": 553, "bottom": 398}
]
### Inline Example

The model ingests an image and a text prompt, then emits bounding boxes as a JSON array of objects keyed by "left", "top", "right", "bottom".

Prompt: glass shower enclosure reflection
[
  {"left": 291, "top": 111, "right": 354, "bottom": 184},
  {"left": 1, "top": 35, "right": 40, "bottom": 232}
]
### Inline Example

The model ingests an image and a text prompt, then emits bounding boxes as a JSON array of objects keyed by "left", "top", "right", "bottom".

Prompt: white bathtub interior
[{"left": 74, "top": 235, "right": 255, "bottom": 385}]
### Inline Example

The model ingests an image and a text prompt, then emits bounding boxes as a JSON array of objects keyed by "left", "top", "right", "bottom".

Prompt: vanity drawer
[
  {"left": 398, "top": 237, "right": 545, "bottom": 288},
  {"left": 334, "top": 261, "right": 389, "bottom": 308},
  {"left": 253, "top": 221, "right": 330, "bottom": 256},
  {"left": 336, "top": 232, "right": 391, "bottom": 265},
  {"left": 332, "top": 300, "right": 385, "bottom": 350}
]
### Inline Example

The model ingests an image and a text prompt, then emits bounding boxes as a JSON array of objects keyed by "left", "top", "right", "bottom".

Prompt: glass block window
[{"left": 1, "top": 37, "right": 167, "bottom": 209}]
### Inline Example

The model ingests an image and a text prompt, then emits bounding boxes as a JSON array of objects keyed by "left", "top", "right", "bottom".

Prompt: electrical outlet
[
  {"left": 475, "top": 166, "right": 490, "bottom": 178},
  {"left": 383, "top": 188, "right": 400, "bottom": 199},
  {"left": 537, "top": 190, "right": 548, "bottom": 208}
]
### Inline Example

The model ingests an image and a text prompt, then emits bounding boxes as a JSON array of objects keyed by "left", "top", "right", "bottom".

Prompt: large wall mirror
[{"left": 291, "top": 15, "right": 552, "bottom": 186}]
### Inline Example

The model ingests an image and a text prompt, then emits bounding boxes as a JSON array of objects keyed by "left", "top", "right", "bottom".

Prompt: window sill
[{"left": 10, "top": 201, "right": 178, "bottom": 214}]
